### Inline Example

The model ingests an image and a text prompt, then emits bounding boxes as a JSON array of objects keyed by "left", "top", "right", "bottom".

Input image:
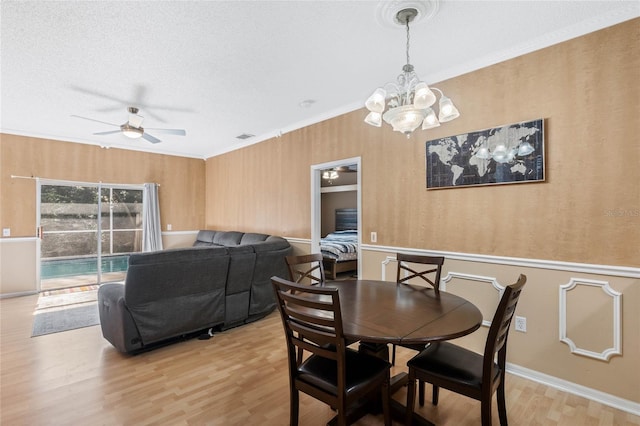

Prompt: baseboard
[
  {"left": 506, "top": 363, "right": 640, "bottom": 416},
  {"left": 160, "top": 230, "right": 199, "bottom": 236}
]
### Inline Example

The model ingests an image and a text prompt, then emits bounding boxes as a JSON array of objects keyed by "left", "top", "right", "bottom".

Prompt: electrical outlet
[
  {"left": 515, "top": 316, "right": 527, "bottom": 332},
  {"left": 370, "top": 232, "right": 377, "bottom": 243},
  {"left": 2, "top": 228, "right": 10, "bottom": 237}
]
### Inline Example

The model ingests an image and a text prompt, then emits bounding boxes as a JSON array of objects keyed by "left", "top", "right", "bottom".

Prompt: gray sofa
[{"left": 98, "top": 230, "right": 291, "bottom": 353}]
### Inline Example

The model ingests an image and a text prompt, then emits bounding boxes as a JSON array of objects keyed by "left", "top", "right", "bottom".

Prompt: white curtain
[{"left": 142, "top": 183, "right": 163, "bottom": 252}]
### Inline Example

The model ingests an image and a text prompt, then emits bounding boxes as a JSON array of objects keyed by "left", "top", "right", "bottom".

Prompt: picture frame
[{"left": 425, "top": 118, "right": 545, "bottom": 189}]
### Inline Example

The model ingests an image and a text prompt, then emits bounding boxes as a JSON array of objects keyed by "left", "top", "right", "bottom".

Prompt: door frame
[{"left": 310, "top": 156, "right": 362, "bottom": 278}]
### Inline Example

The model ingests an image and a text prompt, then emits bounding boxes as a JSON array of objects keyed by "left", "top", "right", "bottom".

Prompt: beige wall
[
  {"left": 205, "top": 19, "right": 640, "bottom": 268},
  {"left": 0, "top": 134, "right": 206, "bottom": 236}
]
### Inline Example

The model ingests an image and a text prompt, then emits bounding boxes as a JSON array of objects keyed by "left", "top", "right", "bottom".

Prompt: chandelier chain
[{"left": 405, "top": 18, "right": 411, "bottom": 66}]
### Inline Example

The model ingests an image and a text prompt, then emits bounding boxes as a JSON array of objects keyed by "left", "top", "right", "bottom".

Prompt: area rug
[
  {"left": 32, "top": 303, "right": 100, "bottom": 337},
  {"left": 32, "top": 286, "right": 103, "bottom": 337}
]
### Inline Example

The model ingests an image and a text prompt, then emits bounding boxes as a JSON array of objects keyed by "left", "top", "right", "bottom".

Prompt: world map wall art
[{"left": 425, "top": 118, "right": 545, "bottom": 189}]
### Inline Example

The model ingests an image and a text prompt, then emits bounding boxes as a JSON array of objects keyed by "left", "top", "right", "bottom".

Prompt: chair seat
[
  {"left": 299, "top": 348, "right": 391, "bottom": 395},
  {"left": 407, "top": 342, "right": 500, "bottom": 389}
]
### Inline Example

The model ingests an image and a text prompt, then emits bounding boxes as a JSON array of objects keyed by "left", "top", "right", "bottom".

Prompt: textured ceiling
[{"left": 1, "top": 1, "right": 638, "bottom": 159}]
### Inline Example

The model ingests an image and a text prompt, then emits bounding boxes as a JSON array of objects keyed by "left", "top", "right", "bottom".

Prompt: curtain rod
[{"left": 10, "top": 175, "right": 158, "bottom": 187}]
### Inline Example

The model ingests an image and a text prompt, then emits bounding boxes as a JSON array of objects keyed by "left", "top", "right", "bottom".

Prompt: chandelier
[{"left": 364, "top": 7, "right": 459, "bottom": 138}]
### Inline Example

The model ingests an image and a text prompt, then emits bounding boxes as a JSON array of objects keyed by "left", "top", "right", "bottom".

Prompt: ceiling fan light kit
[
  {"left": 365, "top": 1, "right": 460, "bottom": 138},
  {"left": 121, "top": 123, "right": 144, "bottom": 139}
]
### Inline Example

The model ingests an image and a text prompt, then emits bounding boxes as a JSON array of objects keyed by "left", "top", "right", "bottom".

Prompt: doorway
[
  {"left": 38, "top": 181, "right": 143, "bottom": 291},
  {"left": 311, "top": 157, "right": 362, "bottom": 279}
]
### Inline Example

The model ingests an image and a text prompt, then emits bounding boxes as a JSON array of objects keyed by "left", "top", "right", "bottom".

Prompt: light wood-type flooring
[{"left": 2, "top": 293, "right": 639, "bottom": 425}]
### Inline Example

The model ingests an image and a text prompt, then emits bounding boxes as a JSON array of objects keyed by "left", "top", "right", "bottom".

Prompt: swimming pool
[{"left": 41, "top": 255, "right": 130, "bottom": 279}]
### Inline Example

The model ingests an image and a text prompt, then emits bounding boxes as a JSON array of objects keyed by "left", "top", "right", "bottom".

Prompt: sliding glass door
[{"left": 39, "top": 181, "right": 143, "bottom": 291}]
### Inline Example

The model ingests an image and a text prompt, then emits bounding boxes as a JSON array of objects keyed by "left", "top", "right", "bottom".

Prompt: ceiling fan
[{"left": 71, "top": 107, "right": 186, "bottom": 144}]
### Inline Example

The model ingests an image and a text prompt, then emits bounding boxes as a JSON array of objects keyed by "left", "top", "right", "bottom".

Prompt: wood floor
[{"left": 2, "top": 294, "right": 639, "bottom": 425}]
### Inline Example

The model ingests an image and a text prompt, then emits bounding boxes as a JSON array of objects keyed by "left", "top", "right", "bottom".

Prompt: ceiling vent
[{"left": 235, "top": 133, "right": 255, "bottom": 140}]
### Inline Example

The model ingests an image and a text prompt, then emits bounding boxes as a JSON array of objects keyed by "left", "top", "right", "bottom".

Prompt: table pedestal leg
[{"left": 348, "top": 342, "right": 434, "bottom": 426}]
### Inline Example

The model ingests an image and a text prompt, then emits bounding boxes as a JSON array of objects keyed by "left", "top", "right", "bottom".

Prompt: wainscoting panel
[
  {"left": 441, "top": 272, "right": 506, "bottom": 328},
  {"left": 0, "top": 237, "right": 39, "bottom": 297},
  {"left": 559, "top": 278, "right": 622, "bottom": 361}
]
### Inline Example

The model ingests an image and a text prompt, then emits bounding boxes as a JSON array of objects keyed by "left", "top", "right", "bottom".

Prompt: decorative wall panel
[{"left": 559, "top": 278, "right": 622, "bottom": 361}]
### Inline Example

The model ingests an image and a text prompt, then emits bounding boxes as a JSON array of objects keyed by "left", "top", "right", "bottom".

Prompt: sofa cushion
[
  {"left": 193, "top": 230, "right": 217, "bottom": 246},
  {"left": 213, "top": 231, "right": 244, "bottom": 246},
  {"left": 240, "top": 233, "right": 269, "bottom": 244},
  {"left": 251, "top": 235, "right": 291, "bottom": 252}
]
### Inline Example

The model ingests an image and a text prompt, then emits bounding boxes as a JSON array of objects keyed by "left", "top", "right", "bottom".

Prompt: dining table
[{"left": 322, "top": 279, "right": 484, "bottom": 426}]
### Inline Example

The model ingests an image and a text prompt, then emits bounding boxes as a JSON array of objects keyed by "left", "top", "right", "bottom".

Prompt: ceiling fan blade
[
  {"left": 93, "top": 130, "right": 122, "bottom": 136},
  {"left": 145, "top": 128, "right": 186, "bottom": 136},
  {"left": 71, "top": 115, "right": 119, "bottom": 127},
  {"left": 335, "top": 165, "right": 357, "bottom": 172},
  {"left": 142, "top": 132, "right": 162, "bottom": 144},
  {"left": 128, "top": 113, "right": 144, "bottom": 128}
]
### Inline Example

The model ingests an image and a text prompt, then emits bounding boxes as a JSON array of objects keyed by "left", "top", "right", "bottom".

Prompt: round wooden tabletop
[{"left": 324, "top": 279, "right": 483, "bottom": 345}]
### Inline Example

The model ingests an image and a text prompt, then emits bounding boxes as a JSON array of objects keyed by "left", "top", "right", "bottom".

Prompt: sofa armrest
[{"left": 97, "top": 283, "right": 143, "bottom": 354}]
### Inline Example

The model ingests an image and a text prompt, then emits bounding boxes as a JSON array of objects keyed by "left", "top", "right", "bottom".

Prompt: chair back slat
[
  {"left": 396, "top": 253, "right": 444, "bottom": 292},
  {"left": 483, "top": 274, "right": 527, "bottom": 383},
  {"left": 272, "top": 276, "right": 345, "bottom": 366},
  {"left": 286, "top": 253, "right": 325, "bottom": 285}
]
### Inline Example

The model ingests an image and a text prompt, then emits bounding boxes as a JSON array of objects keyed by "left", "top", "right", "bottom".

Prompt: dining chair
[
  {"left": 285, "top": 253, "right": 329, "bottom": 364},
  {"left": 271, "top": 276, "right": 392, "bottom": 426},
  {"left": 392, "top": 253, "right": 445, "bottom": 405},
  {"left": 404, "top": 274, "right": 527, "bottom": 426},
  {"left": 392, "top": 253, "right": 445, "bottom": 365},
  {"left": 285, "top": 253, "right": 326, "bottom": 285}
]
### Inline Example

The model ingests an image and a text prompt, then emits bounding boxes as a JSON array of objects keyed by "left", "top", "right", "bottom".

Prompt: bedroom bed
[{"left": 321, "top": 208, "right": 358, "bottom": 280}]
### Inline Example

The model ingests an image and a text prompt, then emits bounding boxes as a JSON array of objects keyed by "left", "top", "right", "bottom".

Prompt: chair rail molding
[
  {"left": 559, "top": 278, "right": 622, "bottom": 361},
  {"left": 362, "top": 243, "right": 640, "bottom": 278}
]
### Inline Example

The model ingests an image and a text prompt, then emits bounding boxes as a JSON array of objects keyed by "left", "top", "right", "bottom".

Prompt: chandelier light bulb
[
  {"left": 422, "top": 108, "right": 440, "bottom": 130},
  {"left": 438, "top": 96, "right": 460, "bottom": 122},
  {"left": 364, "top": 111, "right": 382, "bottom": 127},
  {"left": 413, "top": 83, "right": 436, "bottom": 109},
  {"left": 365, "top": 88, "right": 387, "bottom": 113}
]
